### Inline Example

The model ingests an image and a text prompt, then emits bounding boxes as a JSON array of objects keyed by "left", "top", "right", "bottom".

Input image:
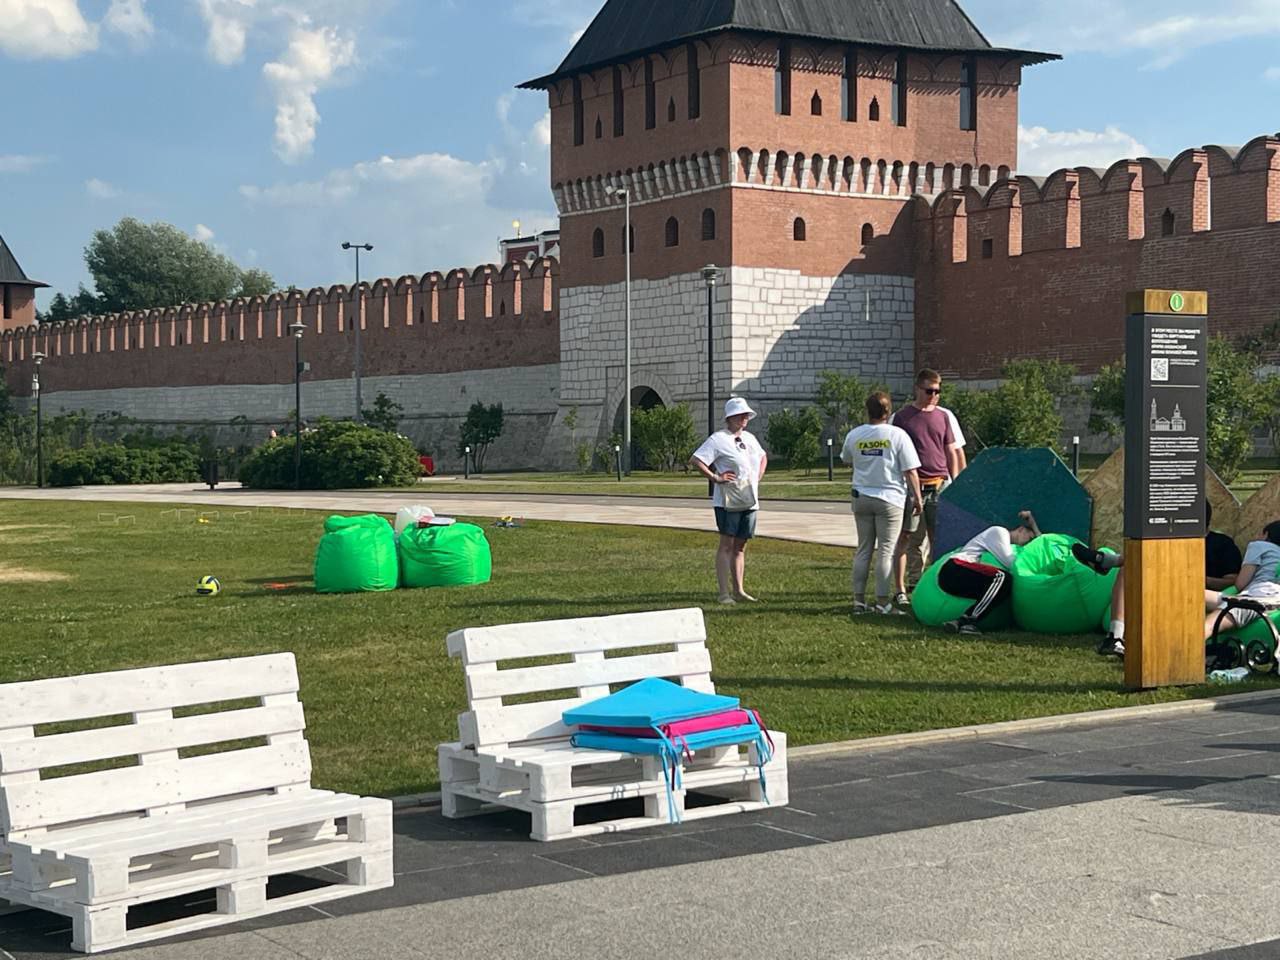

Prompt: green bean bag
[
  {"left": 1011, "top": 534, "right": 1117, "bottom": 634},
  {"left": 314, "top": 514, "right": 399, "bottom": 594},
  {"left": 912, "top": 548, "right": 1015, "bottom": 630},
  {"left": 399, "top": 522, "right": 492, "bottom": 588}
]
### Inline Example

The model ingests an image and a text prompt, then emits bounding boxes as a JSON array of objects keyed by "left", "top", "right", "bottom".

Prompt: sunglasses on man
[{"left": 921, "top": 387, "right": 941, "bottom": 396}]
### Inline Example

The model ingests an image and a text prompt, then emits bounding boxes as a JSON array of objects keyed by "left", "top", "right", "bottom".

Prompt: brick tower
[
  {"left": 0, "top": 234, "right": 47, "bottom": 333},
  {"left": 523, "top": 0, "right": 1057, "bottom": 461}
]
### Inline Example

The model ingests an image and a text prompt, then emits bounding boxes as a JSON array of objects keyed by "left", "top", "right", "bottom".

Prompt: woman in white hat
[{"left": 690, "top": 397, "right": 768, "bottom": 604}]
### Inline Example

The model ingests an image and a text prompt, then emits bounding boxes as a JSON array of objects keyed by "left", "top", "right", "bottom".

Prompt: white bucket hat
[{"left": 724, "top": 397, "right": 756, "bottom": 421}]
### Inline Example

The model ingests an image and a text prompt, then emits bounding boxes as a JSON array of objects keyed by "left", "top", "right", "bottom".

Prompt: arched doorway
[{"left": 613, "top": 386, "right": 666, "bottom": 470}]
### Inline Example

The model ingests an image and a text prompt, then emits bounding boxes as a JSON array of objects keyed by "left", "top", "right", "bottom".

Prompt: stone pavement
[
  {"left": 6, "top": 693, "right": 1280, "bottom": 959},
  {"left": 0, "top": 482, "right": 857, "bottom": 547}
]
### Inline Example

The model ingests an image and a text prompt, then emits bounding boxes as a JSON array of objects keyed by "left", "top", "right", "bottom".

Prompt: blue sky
[{"left": 2, "top": 0, "right": 1278, "bottom": 308}]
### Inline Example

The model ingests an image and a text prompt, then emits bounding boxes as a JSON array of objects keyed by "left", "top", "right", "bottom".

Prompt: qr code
[{"left": 1151, "top": 358, "right": 1170, "bottom": 382}]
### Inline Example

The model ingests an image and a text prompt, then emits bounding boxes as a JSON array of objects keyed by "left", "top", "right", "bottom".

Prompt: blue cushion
[{"left": 562, "top": 677, "right": 738, "bottom": 729}]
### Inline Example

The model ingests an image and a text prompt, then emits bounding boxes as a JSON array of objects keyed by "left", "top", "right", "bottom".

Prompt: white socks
[{"left": 1110, "top": 619, "right": 1125, "bottom": 640}]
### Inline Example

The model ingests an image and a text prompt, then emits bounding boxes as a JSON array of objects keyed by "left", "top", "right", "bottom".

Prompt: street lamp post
[
  {"left": 32, "top": 351, "right": 45, "bottom": 489},
  {"left": 289, "top": 321, "right": 305, "bottom": 490},
  {"left": 614, "top": 187, "right": 632, "bottom": 476},
  {"left": 701, "top": 265, "right": 719, "bottom": 496},
  {"left": 341, "top": 242, "right": 373, "bottom": 422}
]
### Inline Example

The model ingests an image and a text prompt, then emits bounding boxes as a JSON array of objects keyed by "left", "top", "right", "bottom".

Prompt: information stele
[{"left": 1122, "top": 289, "right": 1208, "bottom": 690}]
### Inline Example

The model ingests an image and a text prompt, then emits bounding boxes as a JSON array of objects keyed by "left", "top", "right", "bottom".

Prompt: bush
[
  {"left": 361, "top": 392, "right": 404, "bottom": 433},
  {"left": 457, "top": 402, "right": 504, "bottom": 473},
  {"left": 942, "top": 359, "right": 1080, "bottom": 454},
  {"left": 815, "top": 370, "right": 889, "bottom": 437},
  {"left": 765, "top": 406, "right": 823, "bottom": 470},
  {"left": 48, "top": 443, "right": 201, "bottom": 486},
  {"left": 238, "top": 420, "right": 421, "bottom": 489},
  {"left": 632, "top": 403, "right": 697, "bottom": 472}
]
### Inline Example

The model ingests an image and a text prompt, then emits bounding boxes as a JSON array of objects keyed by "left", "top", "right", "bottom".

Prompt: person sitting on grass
[
  {"left": 1200, "top": 521, "right": 1280, "bottom": 639},
  {"left": 940, "top": 510, "right": 1043, "bottom": 636}
]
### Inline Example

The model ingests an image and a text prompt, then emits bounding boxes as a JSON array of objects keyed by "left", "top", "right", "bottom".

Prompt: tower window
[
  {"left": 667, "top": 98, "right": 676, "bottom": 123},
  {"left": 701, "top": 208, "right": 716, "bottom": 241},
  {"left": 793, "top": 218, "right": 807, "bottom": 242},
  {"left": 687, "top": 43, "right": 700, "bottom": 119},
  {"left": 1162, "top": 209, "right": 1176, "bottom": 236},
  {"left": 810, "top": 91, "right": 822, "bottom": 116},
  {"left": 613, "top": 66, "right": 625, "bottom": 137},
  {"left": 572, "top": 77, "right": 584, "bottom": 146},
  {"left": 594, "top": 116, "right": 602, "bottom": 139},
  {"left": 861, "top": 223, "right": 874, "bottom": 246},
  {"left": 892, "top": 53, "right": 908, "bottom": 126},
  {"left": 842, "top": 46, "right": 857, "bottom": 121},
  {"left": 868, "top": 97, "right": 880, "bottom": 122},
  {"left": 592, "top": 228, "right": 605, "bottom": 258},
  {"left": 644, "top": 58, "right": 656, "bottom": 130},
  {"left": 665, "top": 217, "right": 680, "bottom": 247},
  {"left": 774, "top": 41, "right": 791, "bottom": 115},
  {"left": 981, "top": 238, "right": 994, "bottom": 259},
  {"left": 1, "top": 284, "right": 10, "bottom": 320},
  {"left": 960, "top": 57, "right": 977, "bottom": 131}
]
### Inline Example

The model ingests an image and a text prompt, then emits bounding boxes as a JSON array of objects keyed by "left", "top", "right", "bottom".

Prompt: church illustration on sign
[{"left": 1151, "top": 400, "right": 1187, "bottom": 433}]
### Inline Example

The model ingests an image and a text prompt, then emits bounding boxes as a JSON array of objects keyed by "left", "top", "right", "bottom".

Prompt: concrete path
[
  {"left": 0, "top": 482, "right": 856, "bottom": 547},
  {"left": 5, "top": 693, "right": 1280, "bottom": 959}
]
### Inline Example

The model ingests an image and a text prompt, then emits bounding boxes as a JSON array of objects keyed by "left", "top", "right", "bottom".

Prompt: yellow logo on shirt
[{"left": 857, "top": 440, "right": 891, "bottom": 452}]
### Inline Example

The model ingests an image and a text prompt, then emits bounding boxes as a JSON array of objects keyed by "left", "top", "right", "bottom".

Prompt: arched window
[
  {"left": 592, "top": 228, "right": 605, "bottom": 258},
  {"left": 418, "top": 307, "right": 425, "bottom": 324},
  {"left": 594, "top": 116, "right": 602, "bottom": 140},
  {"left": 810, "top": 91, "right": 822, "bottom": 116},
  {"left": 793, "top": 218, "right": 807, "bottom": 242},
  {"left": 1162, "top": 208, "right": 1176, "bottom": 237},
  {"left": 665, "top": 217, "right": 680, "bottom": 247},
  {"left": 868, "top": 97, "right": 880, "bottom": 122},
  {"left": 177, "top": 332, "right": 185, "bottom": 346},
  {"left": 499, "top": 300, "right": 506, "bottom": 316},
  {"left": 701, "top": 208, "right": 716, "bottom": 241},
  {"left": 667, "top": 98, "right": 676, "bottom": 123},
  {"left": 774, "top": 40, "right": 791, "bottom": 115},
  {"left": 861, "top": 223, "right": 874, "bottom": 246}
]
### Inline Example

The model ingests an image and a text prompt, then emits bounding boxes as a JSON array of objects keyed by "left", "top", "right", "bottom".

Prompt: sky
[{"left": 2, "top": 0, "right": 1279, "bottom": 309}]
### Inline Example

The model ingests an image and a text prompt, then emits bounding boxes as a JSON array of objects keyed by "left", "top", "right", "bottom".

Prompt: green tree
[
  {"left": 814, "top": 370, "right": 888, "bottom": 437},
  {"left": 37, "top": 288, "right": 102, "bottom": 324},
  {"left": 942, "top": 359, "right": 1080, "bottom": 454},
  {"left": 1087, "top": 335, "right": 1280, "bottom": 481},
  {"left": 361, "top": 392, "right": 404, "bottom": 433},
  {"left": 82, "top": 218, "right": 275, "bottom": 313},
  {"left": 631, "top": 403, "right": 697, "bottom": 472},
  {"left": 765, "top": 406, "right": 823, "bottom": 470},
  {"left": 458, "top": 402, "right": 504, "bottom": 472}
]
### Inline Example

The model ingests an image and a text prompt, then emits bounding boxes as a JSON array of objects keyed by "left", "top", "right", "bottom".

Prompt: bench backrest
[
  {"left": 0, "top": 653, "right": 311, "bottom": 838},
  {"left": 446, "top": 607, "right": 713, "bottom": 750}
]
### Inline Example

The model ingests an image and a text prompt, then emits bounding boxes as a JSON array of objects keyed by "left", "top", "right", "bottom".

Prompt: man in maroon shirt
[{"left": 892, "top": 368, "right": 958, "bottom": 606}]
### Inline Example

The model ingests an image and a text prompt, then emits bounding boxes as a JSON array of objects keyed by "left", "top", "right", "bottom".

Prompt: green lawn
[
  {"left": 419, "top": 461, "right": 1278, "bottom": 502},
  {"left": 0, "top": 500, "right": 1265, "bottom": 798}
]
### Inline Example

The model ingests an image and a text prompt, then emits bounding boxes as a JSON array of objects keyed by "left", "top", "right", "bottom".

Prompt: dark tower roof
[
  {"left": 0, "top": 234, "right": 48, "bottom": 289},
  {"left": 520, "top": 0, "right": 1058, "bottom": 89}
]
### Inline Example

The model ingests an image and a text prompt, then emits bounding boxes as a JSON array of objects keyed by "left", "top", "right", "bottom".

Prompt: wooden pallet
[
  {"left": 0, "top": 654, "right": 394, "bottom": 954},
  {"left": 442, "top": 608, "right": 790, "bottom": 842}
]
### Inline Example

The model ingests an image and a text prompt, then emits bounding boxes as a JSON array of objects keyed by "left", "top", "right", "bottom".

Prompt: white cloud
[
  {"left": 0, "top": 154, "right": 52, "bottom": 173},
  {"left": 1017, "top": 124, "right": 1150, "bottom": 175},
  {"left": 978, "top": 0, "right": 1280, "bottom": 67},
  {"left": 262, "top": 24, "right": 356, "bottom": 163},
  {"left": 193, "top": 223, "right": 216, "bottom": 243},
  {"left": 104, "top": 0, "right": 153, "bottom": 44},
  {"left": 195, "top": 0, "right": 253, "bottom": 66},
  {"left": 0, "top": 0, "right": 98, "bottom": 59},
  {"left": 85, "top": 177, "right": 121, "bottom": 199},
  {"left": 237, "top": 149, "right": 556, "bottom": 289},
  {"left": 532, "top": 112, "right": 552, "bottom": 147}
]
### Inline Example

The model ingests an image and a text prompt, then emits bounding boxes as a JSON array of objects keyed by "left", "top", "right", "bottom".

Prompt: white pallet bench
[
  {"left": 439, "top": 607, "right": 788, "bottom": 841},
  {"left": 0, "top": 654, "right": 393, "bottom": 954}
]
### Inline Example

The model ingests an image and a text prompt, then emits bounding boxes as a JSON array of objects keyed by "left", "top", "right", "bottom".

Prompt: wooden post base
[{"left": 1123, "top": 538, "right": 1205, "bottom": 689}]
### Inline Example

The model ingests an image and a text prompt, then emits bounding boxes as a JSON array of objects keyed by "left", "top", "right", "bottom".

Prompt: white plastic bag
[{"left": 394, "top": 505, "right": 435, "bottom": 537}]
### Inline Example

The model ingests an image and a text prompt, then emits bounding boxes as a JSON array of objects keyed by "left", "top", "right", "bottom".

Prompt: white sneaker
[
  {"left": 853, "top": 602, "right": 869, "bottom": 616},
  {"left": 876, "top": 603, "right": 907, "bottom": 616},
  {"left": 892, "top": 592, "right": 910, "bottom": 608},
  {"left": 718, "top": 594, "right": 737, "bottom": 605}
]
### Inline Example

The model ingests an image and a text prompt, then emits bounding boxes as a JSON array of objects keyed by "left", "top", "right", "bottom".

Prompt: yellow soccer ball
[{"left": 196, "top": 575, "right": 221, "bottom": 597}]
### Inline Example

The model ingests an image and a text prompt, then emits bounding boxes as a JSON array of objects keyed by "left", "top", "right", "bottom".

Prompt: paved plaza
[{"left": 4, "top": 692, "right": 1280, "bottom": 958}]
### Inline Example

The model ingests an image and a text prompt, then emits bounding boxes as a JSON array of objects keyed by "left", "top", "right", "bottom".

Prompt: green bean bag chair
[
  {"left": 314, "top": 514, "right": 399, "bottom": 594},
  {"left": 1011, "top": 534, "right": 1117, "bottom": 634},
  {"left": 911, "top": 548, "right": 1015, "bottom": 630},
  {"left": 399, "top": 522, "right": 492, "bottom": 588}
]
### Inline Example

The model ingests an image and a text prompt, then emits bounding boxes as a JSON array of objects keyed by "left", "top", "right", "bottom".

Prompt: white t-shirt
[
  {"left": 840, "top": 423, "right": 921, "bottom": 510},
  {"left": 891, "top": 406, "right": 966, "bottom": 448},
  {"left": 955, "top": 526, "right": 1018, "bottom": 569},
  {"left": 692, "top": 430, "right": 767, "bottom": 510}
]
